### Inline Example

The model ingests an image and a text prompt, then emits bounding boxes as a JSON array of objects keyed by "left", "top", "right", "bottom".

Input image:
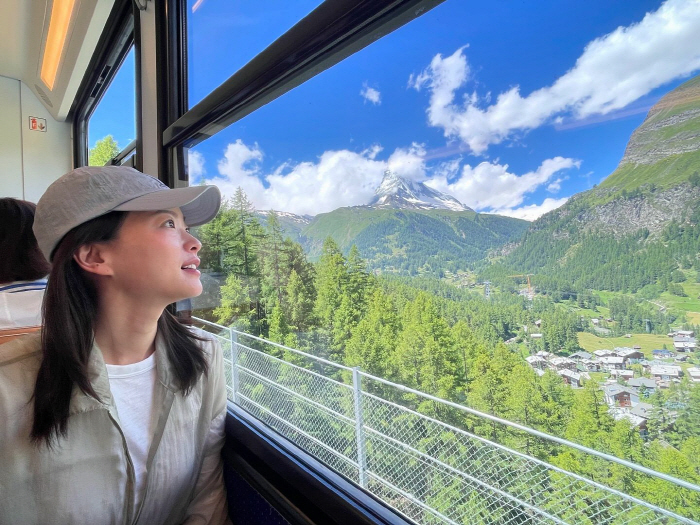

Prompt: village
[{"left": 525, "top": 328, "right": 699, "bottom": 434}]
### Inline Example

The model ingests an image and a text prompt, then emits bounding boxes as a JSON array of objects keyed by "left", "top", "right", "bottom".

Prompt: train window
[
  {"left": 88, "top": 46, "right": 137, "bottom": 166},
  {"left": 186, "top": 0, "right": 321, "bottom": 107},
  {"left": 170, "top": 0, "right": 700, "bottom": 523}
]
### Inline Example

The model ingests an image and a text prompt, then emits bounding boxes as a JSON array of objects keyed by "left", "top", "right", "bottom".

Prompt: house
[
  {"left": 593, "top": 349, "right": 614, "bottom": 358},
  {"left": 630, "top": 402, "right": 654, "bottom": 420},
  {"left": 598, "top": 356, "right": 625, "bottom": 370},
  {"left": 569, "top": 351, "right": 592, "bottom": 361},
  {"left": 676, "top": 330, "right": 695, "bottom": 337},
  {"left": 610, "top": 369, "right": 634, "bottom": 380},
  {"left": 578, "top": 359, "right": 602, "bottom": 372},
  {"left": 549, "top": 356, "right": 577, "bottom": 371},
  {"left": 530, "top": 333, "right": 543, "bottom": 339},
  {"left": 603, "top": 385, "right": 639, "bottom": 408},
  {"left": 558, "top": 369, "right": 587, "bottom": 387},
  {"left": 650, "top": 365, "right": 681, "bottom": 381},
  {"left": 627, "top": 377, "right": 657, "bottom": 395},
  {"left": 535, "top": 351, "right": 551, "bottom": 358},
  {"left": 651, "top": 349, "right": 674, "bottom": 359},
  {"left": 615, "top": 348, "right": 644, "bottom": 363},
  {"left": 525, "top": 355, "right": 547, "bottom": 370},
  {"left": 687, "top": 367, "right": 700, "bottom": 383},
  {"left": 673, "top": 336, "right": 697, "bottom": 352},
  {"left": 591, "top": 318, "right": 600, "bottom": 325},
  {"left": 675, "top": 354, "right": 690, "bottom": 362}
]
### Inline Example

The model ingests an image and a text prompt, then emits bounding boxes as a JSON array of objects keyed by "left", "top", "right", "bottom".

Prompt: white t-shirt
[
  {"left": 0, "top": 279, "right": 47, "bottom": 329},
  {"left": 106, "top": 352, "right": 158, "bottom": 512}
]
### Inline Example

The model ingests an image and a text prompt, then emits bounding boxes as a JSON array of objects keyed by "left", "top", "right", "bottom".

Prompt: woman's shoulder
[
  {"left": 0, "top": 331, "right": 42, "bottom": 369},
  {"left": 0, "top": 332, "right": 42, "bottom": 410},
  {"left": 186, "top": 326, "right": 222, "bottom": 359}
]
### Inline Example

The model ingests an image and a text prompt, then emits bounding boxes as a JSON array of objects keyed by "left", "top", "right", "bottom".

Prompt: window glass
[
  {"left": 88, "top": 47, "right": 136, "bottom": 166},
  {"left": 186, "top": 0, "right": 320, "bottom": 107},
  {"left": 185, "top": 0, "right": 700, "bottom": 521}
]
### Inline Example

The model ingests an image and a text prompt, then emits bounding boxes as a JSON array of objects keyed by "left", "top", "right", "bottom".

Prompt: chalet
[
  {"left": 627, "top": 377, "right": 657, "bottom": 394},
  {"left": 603, "top": 385, "right": 639, "bottom": 408},
  {"left": 630, "top": 402, "right": 654, "bottom": 420},
  {"left": 610, "top": 369, "right": 634, "bottom": 380},
  {"left": 687, "top": 367, "right": 700, "bottom": 383},
  {"left": 598, "top": 356, "right": 625, "bottom": 371},
  {"left": 577, "top": 359, "right": 602, "bottom": 372},
  {"left": 530, "top": 333, "right": 543, "bottom": 339},
  {"left": 593, "top": 349, "right": 614, "bottom": 358},
  {"left": 651, "top": 349, "right": 674, "bottom": 359},
  {"left": 525, "top": 355, "right": 547, "bottom": 370},
  {"left": 549, "top": 357, "right": 577, "bottom": 371},
  {"left": 650, "top": 365, "right": 681, "bottom": 381},
  {"left": 569, "top": 351, "right": 592, "bottom": 361},
  {"left": 535, "top": 351, "right": 551, "bottom": 358},
  {"left": 673, "top": 336, "right": 697, "bottom": 352},
  {"left": 591, "top": 318, "right": 600, "bottom": 325},
  {"left": 558, "top": 369, "right": 587, "bottom": 388},
  {"left": 615, "top": 348, "right": 644, "bottom": 363},
  {"left": 676, "top": 330, "right": 695, "bottom": 337}
]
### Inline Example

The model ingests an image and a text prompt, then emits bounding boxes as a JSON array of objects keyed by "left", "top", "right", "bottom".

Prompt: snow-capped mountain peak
[{"left": 370, "top": 170, "right": 471, "bottom": 211}]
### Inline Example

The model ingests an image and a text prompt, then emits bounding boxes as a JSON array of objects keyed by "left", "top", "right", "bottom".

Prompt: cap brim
[{"left": 113, "top": 185, "right": 221, "bottom": 226}]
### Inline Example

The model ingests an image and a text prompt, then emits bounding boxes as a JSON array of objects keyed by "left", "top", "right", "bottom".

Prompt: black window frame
[
  {"left": 158, "top": 1, "right": 447, "bottom": 522},
  {"left": 70, "top": 0, "right": 142, "bottom": 171}
]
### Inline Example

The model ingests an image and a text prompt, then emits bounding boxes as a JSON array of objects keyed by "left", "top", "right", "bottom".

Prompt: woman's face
[{"left": 100, "top": 208, "right": 203, "bottom": 306}]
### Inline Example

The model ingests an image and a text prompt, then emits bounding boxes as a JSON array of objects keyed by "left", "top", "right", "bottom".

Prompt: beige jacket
[{"left": 0, "top": 329, "right": 230, "bottom": 525}]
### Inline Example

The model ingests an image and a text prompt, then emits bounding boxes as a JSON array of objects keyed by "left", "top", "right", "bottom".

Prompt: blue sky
[{"left": 93, "top": 0, "right": 700, "bottom": 220}]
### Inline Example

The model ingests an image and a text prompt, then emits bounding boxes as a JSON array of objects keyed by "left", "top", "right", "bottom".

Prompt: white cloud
[
  {"left": 412, "top": 0, "right": 700, "bottom": 154},
  {"left": 203, "top": 139, "right": 577, "bottom": 217},
  {"left": 425, "top": 156, "right": 580, "bottom": 210},
  {"left": 546, "top": 176, "right": 568, "bottom": 193},
  {"left": 489, "top": 197, "right": 570, "bottom": 221},
  {"left": 360, "top": 83, "right": 382, "bottom": 105},
  {"left": 188, "top": 150, "right": 206, "bottom": 180},
  {"left": 205, "top": 141, "right": 393, "bottom": 215}
]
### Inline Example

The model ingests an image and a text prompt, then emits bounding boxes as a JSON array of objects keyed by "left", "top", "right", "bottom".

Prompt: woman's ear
[{"left": 73, "top": 244, "right": 114, "bottom": 276}]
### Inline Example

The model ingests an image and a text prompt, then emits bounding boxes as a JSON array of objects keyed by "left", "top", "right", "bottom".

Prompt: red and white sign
[{"left": 29, "top": 117, "right": 47, "bottom": 132}]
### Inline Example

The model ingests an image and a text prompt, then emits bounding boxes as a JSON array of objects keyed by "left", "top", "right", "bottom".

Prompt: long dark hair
[
  {"left": 0, "top": 198, "right": 50, "bottom": 283},
  {"left": 31, "top": 211, "right": 208, "bottom": 446}
]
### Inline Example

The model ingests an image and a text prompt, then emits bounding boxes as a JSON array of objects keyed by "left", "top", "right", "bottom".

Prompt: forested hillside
[
  {"left": 301, "top": 206, "right": 528, "bottom": 275},
  {"left": 487, "top": 74, "right": 700, "bottom": 302},
  {"left": 193, "top": 186, "right": 700, "bottom": 518}
]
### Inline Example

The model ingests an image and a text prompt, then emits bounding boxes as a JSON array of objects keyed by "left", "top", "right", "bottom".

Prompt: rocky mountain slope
[{"left": 498, "top": 74, "right": 700, "bottom": 294}]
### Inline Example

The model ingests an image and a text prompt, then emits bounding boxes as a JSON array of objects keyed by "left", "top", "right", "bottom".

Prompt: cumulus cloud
[
  {"left": 411, "top": 0, "right": 700, "bottom": 154},
  {"left": 490, "top": 197, "right": 570, "bottom": 221},
  {"left": 425, "top": 156, "right": 580, "bottom": 210},
  {"left": 204, "top": 141, "right": 400, "bottom": 215},
  {"left": 203, "top": 139, "right": 577, "bottom": 217},
  {"left": 187, "top": 150, "right": 206, "bottom": 179},
  {"left": 360, "top": 83, "right": 382, "bottom": 105},
  {"left": 546, "top": 176, "right": 568, "bottom": 193}
]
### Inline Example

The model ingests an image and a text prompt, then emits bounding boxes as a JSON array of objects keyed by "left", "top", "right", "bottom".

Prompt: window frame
[
  {"left": 159, "top": 0, "right": 446, "bottom": 186},
  {"left": 70, "top": 0, "right": 142, "bottom": 170}
]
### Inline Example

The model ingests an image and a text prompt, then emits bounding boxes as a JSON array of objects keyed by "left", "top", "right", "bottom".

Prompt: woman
[
  {"left": 0, "top": 198, "right": 50, "bottom": 329},
  {"left": 0, "top": 166, "right": 230, "bottom": 524}
]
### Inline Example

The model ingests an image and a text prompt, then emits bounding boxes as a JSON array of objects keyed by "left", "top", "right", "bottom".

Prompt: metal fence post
[
  {"left": 230, "top": 328, "right": 239, "bottom": 404},
  {"left": 352, "top": 366, "right": 368, "bottom": 488}
]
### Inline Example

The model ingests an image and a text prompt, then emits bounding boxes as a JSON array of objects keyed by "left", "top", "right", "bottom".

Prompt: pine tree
[{"left": 88, "top": 135, "right": 120, "bottom": 166}]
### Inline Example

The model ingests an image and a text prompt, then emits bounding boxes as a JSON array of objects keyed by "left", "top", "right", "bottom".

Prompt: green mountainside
[
  {"left": 491, "top": 74, "right": 700, "bottom": 297},
  {"left": 299, "top": 207, "right": 528, "bottom": 276}
]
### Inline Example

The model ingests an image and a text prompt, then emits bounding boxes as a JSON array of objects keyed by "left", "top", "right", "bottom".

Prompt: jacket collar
[{"left": 69, "top": 330, "right": 179, "bottom": 415}]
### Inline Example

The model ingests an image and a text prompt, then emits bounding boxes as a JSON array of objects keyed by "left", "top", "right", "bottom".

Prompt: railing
[{"left": 194, "top": 317, "right": 700, "bottom": 525}]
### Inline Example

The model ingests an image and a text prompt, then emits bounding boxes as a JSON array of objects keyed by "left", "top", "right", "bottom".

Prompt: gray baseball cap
[{"left": 34, "top": 166, "right": 221, "bottom": 261}]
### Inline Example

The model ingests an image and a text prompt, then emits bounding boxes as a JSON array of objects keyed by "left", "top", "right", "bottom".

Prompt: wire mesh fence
[{"left": 195, "top": 318, "right": 700, "bottom": 525}]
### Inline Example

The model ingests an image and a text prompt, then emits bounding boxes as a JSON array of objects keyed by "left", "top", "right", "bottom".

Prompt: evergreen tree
[{"left": 88, "top": 135, "right": 120, "bottom": 166}]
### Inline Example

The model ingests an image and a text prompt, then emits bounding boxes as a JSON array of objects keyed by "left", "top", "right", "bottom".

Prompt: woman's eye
[
  {"left": 185, "top": 227, "right": 191, "bottom": 233},
  {"left": 165, "top": 219, "right": 176, "bottom": 228}
]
